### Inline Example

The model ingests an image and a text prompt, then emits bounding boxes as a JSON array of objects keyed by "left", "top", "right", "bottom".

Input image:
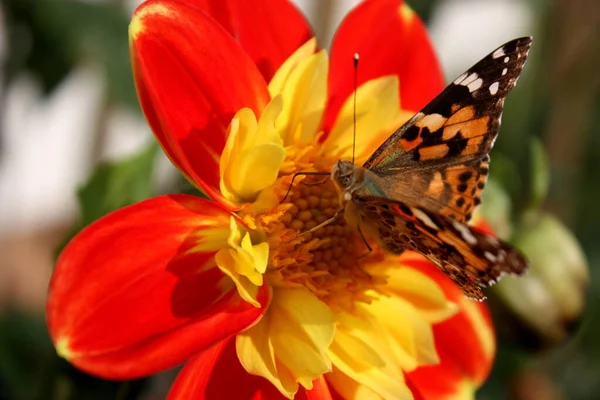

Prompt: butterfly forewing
[
  {"left": 361, "top": 37, "right": 532, "bottom": 223},
  {"left": 355, "top": 195, "right": 529, "bottom": 301}
]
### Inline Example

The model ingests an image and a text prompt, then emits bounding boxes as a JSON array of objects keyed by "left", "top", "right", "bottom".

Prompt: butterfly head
[{"left": 331, "top": 160, "right": 365, "bottom": 196}]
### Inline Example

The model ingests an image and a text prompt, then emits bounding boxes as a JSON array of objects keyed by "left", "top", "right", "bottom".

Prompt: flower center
[{"left": 246, "top": 139, "right": 385, "bottom": 312}]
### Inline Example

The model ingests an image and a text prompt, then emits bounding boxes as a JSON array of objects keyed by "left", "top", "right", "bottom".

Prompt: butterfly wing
[
  {"left": 362, "top": 37, "right": 532, "bottom": 223},
  {"left": 355, "top": 194, "right": 529, "bottom": 301}
]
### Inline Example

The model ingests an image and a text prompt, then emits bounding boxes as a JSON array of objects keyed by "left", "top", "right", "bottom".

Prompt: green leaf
[
  {"left": 529, "top": 137, "right": 550, "bottom": 211},
  {"left": 0, "top": 312, "right": 54, "bottom": 399},
  {"left": 77, "top": 144, "right": 159, "bottom": 226},
  {"left": 55, "top": 143, "right": 158, "bottom": 259}
]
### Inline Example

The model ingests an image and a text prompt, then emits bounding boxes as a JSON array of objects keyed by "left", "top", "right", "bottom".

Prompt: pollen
[{"left": 248, "top": 147, "right": 385, "bottom": 312}]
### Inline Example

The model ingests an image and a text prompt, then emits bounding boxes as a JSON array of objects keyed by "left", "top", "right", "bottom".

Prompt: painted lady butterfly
[{"left": 332, "top": 37, "right": 532, "bottom": 300}]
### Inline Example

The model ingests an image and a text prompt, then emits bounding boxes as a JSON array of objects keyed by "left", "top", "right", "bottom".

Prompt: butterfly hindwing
[
  {"left": 361, "top": 37, "right": 532, "bottom": 223},
  {"left": 355, "top": 195, "right": 529, "bottom": 301}
]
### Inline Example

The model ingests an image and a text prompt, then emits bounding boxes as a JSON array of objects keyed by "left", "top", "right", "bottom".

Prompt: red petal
[
  {"left": 173, "top": 0, "right": 312, "bottom": 82},
  {"left": 169, "top": 338, "right": 285, "bottom": 399},
  {"left": 228, "top": 0, "right": 314, "bottom": 82},
  {"left": 176, "top": 0, "right": 236, "bottom": 36},
  {"left": 130, "top": 0, "right": 270, "bottom": 209},
  {"left": 405, "top": 258, "right": 495, "bottom": 398},
  {"left": 47, "top": 195, "right": 271, "bottom": 379},
  {"left": 326, "top": 0, "right": 444, "bottom": 133},
  {"left": 170, "top": 338, "right": 334, "bottom": 399}
]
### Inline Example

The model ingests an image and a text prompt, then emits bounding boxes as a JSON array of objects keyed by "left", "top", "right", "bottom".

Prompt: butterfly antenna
[{"left": 352, "top": 53, "right": 359, "bottom": 164}]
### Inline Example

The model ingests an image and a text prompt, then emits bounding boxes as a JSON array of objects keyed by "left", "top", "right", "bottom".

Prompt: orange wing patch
[
  {"left": 418, "top": 144, "right": 450, "bottom": 161},
  {"left": 446, "top": 106, "right": 475, "bottom": 125}
]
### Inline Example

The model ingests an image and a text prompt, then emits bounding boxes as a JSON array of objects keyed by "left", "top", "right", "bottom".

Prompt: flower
[{"left": 47, "top": 0, "right": 495, "bottom": 399}]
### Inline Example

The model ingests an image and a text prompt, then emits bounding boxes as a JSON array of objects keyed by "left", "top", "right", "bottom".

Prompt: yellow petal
[
  {"left": 215, "top": 217, "right": 268, "bottom": 307},
  {"left": 383, "top": 262, "right": 459, "bottom": 324},
  {"left": 269, "top": 38, "right": 318, "bottom": 97},
  {"left": 270, "top": 288, "right": 335, "bottom": 383},
  {"left": 326, "top": 367, "right": 392, "bottom": 400},
  {"left": 324, "top": 75, "right": 413, "bottom": 164},
  {"left": 274, "top": 49, "right": 328, "bottom": 145},
  {"left": 237, "top": 316, "right": 299, "bottom": 399},
  {"left": 185, "top": 217, "right": 232, "bottom": 255},
  {"left": 327, "top": 309, "right": 412, "bottom": 400},
  {"left": 236, "top": 288, "right": 335, "bottom": 398},
  {"left": 329, "top": 324, "right": 385, "bottom": 371},
  {"left": 361, "top": 294, "right": 440, "bottom": 370},
  {"left": 220, "top": 105, "right": 286, "bottom": 205},
  {"left": 215, "top": 248, "right": 260, "bottom": 307}
]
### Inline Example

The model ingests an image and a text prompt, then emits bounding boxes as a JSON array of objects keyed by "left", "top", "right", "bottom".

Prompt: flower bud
[{"left": 491, "top": 212, "right": 588, "bottom": 350}]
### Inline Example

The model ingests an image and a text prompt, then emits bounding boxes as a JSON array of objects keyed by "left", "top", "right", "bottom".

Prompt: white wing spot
[
  {"left": 413, "top": 209, "right": 439, "bottom": 230},
  {"left": 484, "top": 251, "right": 497, "bottom": 262},
  {"left": 467, "top": 78, "right": 483, "bottom": 92},
  {"left": 453, "top": 221, "right": 477, "bottom": 246},
  {"left": 489, "top": 81, "right": 500, "bottom": 95},
  {"left": 504, "top": 56, "right": 510, "bottom": 63},
  {"left": 461, "top": 72, "right": 479, "bottom": 86},
  {"left": 453, "top": 72, "right": 468, "bottom": 85},
  {"left": 513, "top": 77, "right": 520, "bottom": 87},
  {"left": 502, "top": 68, "right": 508, "bottom": 76},
  {"left": 492, "top": 47, "right": 506, "bottom": 59},
  {"left": 457, "top": 73, "right": 483, "bottom": 92}
]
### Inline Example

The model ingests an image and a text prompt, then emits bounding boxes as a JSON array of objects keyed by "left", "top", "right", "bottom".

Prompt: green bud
[{"left": 492, "top": 212, "right": 588, "bottom": 349}]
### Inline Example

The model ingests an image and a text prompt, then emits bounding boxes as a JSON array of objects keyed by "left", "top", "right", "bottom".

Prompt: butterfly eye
[{"left": 340, "top": 174, "right": 354, "bottom": 188}]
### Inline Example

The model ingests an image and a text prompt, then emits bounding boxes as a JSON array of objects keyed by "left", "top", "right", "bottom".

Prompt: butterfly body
[{"left": 329, "top": 37, "right": 533, "bottom": 300}]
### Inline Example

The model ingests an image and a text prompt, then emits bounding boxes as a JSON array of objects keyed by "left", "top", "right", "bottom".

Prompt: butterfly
[{"left": 330, "top": 37, "right": 532, "bottom": 301}]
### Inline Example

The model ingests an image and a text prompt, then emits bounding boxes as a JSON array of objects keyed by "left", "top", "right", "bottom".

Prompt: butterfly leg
[
  {"left": 356, "top": 224, "right": 373, "bottom": 259},
  {"left": 283, "top": 208, "right": 343, "bottom": 244},
  {"left": 280, "top": 171, "right": 330, "bottom": 203},
  {"left": 354, "top": 224, "right": 373, "bottom": 279}
]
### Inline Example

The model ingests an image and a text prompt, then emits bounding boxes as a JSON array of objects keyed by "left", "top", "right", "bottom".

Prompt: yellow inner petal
[
  {"left": 215, "top": 217, "right": 268, "bottom": 307},
  {"left": 380, "top": 258, "right": 459, "bottom": 324},
  {"left": 328, "top": 316, "right": 413, "bottom": 400},
  {"left": 269, "top": 38, "right": 318, "bottom": 97},
  {"left": 236, "top": 288, "right": 335, "bottom": 398},
  {"left": 327, "top": 366, "right": 398, "bottom": 400},
  {"left": 360, "top": 294, "right": 440, "bottom": 371},
  {"left": 219, "top": 102, "right": 286, "bottom": 206},
  {"left": 271, "top": 48, "right": 328, "bottom": 145},
  {"left": 324, "top": 258, "right": 452, "bottom": 400}
]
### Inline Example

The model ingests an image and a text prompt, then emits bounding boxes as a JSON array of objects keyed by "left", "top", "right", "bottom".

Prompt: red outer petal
[
  {"left": 170, "top": 338, "right": 334, "bottom": 399},
  {"left": 326, "top": 0, "right": 444, "bottom": 133},
  {"left": 174, "top": 0, "right": 312, "bottom": 82},
  {"left": 130, "top": 0, "right": 270, "bottom": 209},
  {"left": 226, "top": 0, "right": 313, "bottom": 82},
  {"left": 47, "top": 195, "right": 271, "bottom": 379},
  {"left": 168, "top": 338, "right": 284, "bottom": 399},
  {"left": 177, "top": 0, "right": 236, "bottom": 36},
  {"left": 405, "top": 258, "right": 495, "bottom": 399}
]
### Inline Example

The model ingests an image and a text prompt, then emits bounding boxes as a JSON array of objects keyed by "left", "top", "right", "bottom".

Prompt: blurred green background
[{"left": 0, "top": 0, "right": 598, "bottom": 399}]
